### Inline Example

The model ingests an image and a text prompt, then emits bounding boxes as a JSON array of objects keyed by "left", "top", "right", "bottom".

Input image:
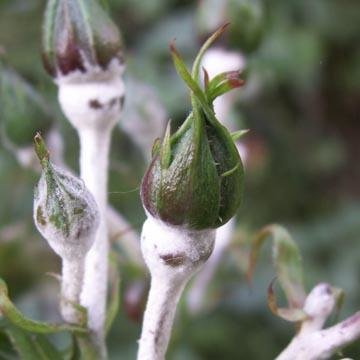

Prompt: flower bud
[
  {"left": 141, "top": 26, "right": 245, "bottom": 231},
  {"left": 42, "top": 0, "right": 125, "bottom": 131},
  {"left": 42, "top": 0, "right": 124, "bottom": 78},
  {"left": 33, "top": 133, "right": 99, "bottom": 261}
]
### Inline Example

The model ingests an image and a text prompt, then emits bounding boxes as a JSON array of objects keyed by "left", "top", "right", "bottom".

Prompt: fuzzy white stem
[
  {"left": 276, "top": 283, "right": 360, "bottom": 360},
  {"left": 137, "top": 217, "right": 215, "bottom": 360},
  {"left": 187, "top": 219, "right": 234, "bottom": 313},
  {"left": 57, "top": 63, "right": 124, "bottom": 358},
  {"left": 138, "top": 277, "right": 185, "bottom": 360},
  {"left": 78, "top": 127, "right": 111, "bottom": 355},
  {"left": 61, "top": 258, "right": 85, "bottom": 324}
]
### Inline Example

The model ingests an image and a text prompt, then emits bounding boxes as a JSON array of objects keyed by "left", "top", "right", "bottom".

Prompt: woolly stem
[
  {"left": 78, "top": 127, "right": 112, "bottom": 358},
  {"left": 137, "top": 276, "right": 185, "bottom": 360},
  {"left": 60, "top": 258, "right": 85, "bottom": 324},
  {"left": 137, "top": 216, "right": 216, "bottom": 360},
  {"left": 187, "top": 219, "right": 234, "bottom": 313},
  {"left": 276, "top": 283, "right": 360, "bottom": 360}
]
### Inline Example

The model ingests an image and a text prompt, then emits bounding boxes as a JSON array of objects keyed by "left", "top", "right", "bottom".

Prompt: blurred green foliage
[{"left": 0, "top": 0, "right": 360, "bottom": 358}]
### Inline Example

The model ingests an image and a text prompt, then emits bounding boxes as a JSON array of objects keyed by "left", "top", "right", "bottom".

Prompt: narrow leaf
[
  {"left": 33, "top": 335, "right": 63, "bottom": 360},
  {"left": 5, "top": 326, "right": 42, "bottom": 360},
  {"left": 0, "top": 278, "right": 86, "bottom": 334},
  {"left": 267, "top": 279, "right": 308, "bottom": 322},
  {"left": 247, "top": 225, "right": 306, "bottom": 309}
]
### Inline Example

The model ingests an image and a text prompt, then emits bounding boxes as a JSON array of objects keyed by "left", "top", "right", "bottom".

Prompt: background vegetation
[{"left": 0, "top": 0, "right": 359, "bottom": 358}]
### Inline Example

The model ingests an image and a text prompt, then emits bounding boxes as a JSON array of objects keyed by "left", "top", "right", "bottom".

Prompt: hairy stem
[
  {"left": 137, "top": 277, "right": 185, "bottom": 360},
  {"left": 137, "top": 217, "right": 215, "bottom": 360},
  {"left": 60, "top": 258, "right": 85, "bottom": 324},
  {"left": 79, "top": 127, "right": 112, "bottom": 358},
  {"left": 276, "top": 283, "right": 360, "bottom": 360}
]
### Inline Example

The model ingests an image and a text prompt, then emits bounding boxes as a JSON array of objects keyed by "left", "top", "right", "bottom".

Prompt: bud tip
[{"left": 34, "top": 132, "right": 49, "bottom": 164}]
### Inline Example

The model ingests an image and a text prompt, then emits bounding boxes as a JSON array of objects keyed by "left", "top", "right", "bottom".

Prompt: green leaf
[
  {"left": 247, "top": 225, "right": 306, "bottom": 309},
  {"left": 5, "top": 326, "right": 41, "bottom": 360},
  {"left": 33, "top": 335, "right": 63, "bottom": 360},
  {"left": 0, "top": 278, "right": 86, "bottom": 334},
  {"left": 75, "top": 335, "right": 98, "bottom": 360},
  {"left": 5, "top": 325, "right": 63, "bottom": 360}
]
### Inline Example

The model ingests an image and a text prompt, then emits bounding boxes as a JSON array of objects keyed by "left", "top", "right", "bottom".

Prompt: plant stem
[
  {"left": 78, "top": 127, "right": 112, "bottom": 358},
  {"left": 137, "top": 217, "right": 215, "bottom": 360},
  {"left": 276, "top": 283, "right": 360, "bottom": 360},
  {"left": 60, "top": 258, "right": 85, "bottom": 324},
  {"left": 137, "top": 277, "right": 185, "bottom": 360}
]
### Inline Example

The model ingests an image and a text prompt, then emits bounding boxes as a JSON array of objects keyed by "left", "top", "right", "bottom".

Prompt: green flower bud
[
  {"left": 0, "top": 62, "right": 53, "bottom": 148},
  {"left": 42, "top": 0, "right": 123, "bottom": 77},
  {"left": 141, "top": 25, "right": 245, "bottom": 231},
  {"left": 33, "top": 133, "right": 99, "bottom": 260}
]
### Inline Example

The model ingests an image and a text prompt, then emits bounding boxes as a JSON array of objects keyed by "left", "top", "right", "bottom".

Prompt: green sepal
[
  {"left": 5, "top": 325, "right": 63, "bottom": 360},
  {"left": 160, "top": 121, "right": 172, "bottom": 170},
  {"left": 206, "top": 71, "right": 245, "bottom": 102},
  {"left": 151, "top": 138, "right": 161, "bottom": 158},
  {"left": 231, "top": 129, "right": 249, "bottom": 141}
]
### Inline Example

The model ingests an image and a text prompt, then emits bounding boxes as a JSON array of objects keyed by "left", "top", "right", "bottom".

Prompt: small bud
[
  {"left": 42, "top": 0, "right": 124, "bottom": 78},
  {"left": 141, "top": 27, "right": 245, "bottom": 231},
  {"left": 33, "top": 133, "right": 99, "bottom": 261}
]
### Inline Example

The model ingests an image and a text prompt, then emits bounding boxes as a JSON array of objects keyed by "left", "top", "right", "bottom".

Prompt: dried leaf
[
  {"left": 247, "top": 224, "right": 306, "bottom": 309},
  {"left": 267, "top": 279, "right": 307, "bottom": 322}
]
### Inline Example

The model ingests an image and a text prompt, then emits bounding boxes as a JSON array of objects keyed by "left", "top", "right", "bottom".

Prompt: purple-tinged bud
[
  {"left": 42, "top": 0, "right": 124, "bottom": 78},
  {"left": 141, "top": 26, "right": 245, "bottom": 231}
]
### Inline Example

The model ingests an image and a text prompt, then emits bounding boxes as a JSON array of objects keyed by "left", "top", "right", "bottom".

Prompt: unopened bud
[
  {"left": 33, "top": 133, "right": 99, "bottom": 261},
  {"left": 141, "top": 26, "right": 245, "bottom": 231},
  {"left": 42, "top": 0, "right": 125, "bottom": 131},
  {"left": 42, "top": 0, "right": 123, "bottom": 78}
]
